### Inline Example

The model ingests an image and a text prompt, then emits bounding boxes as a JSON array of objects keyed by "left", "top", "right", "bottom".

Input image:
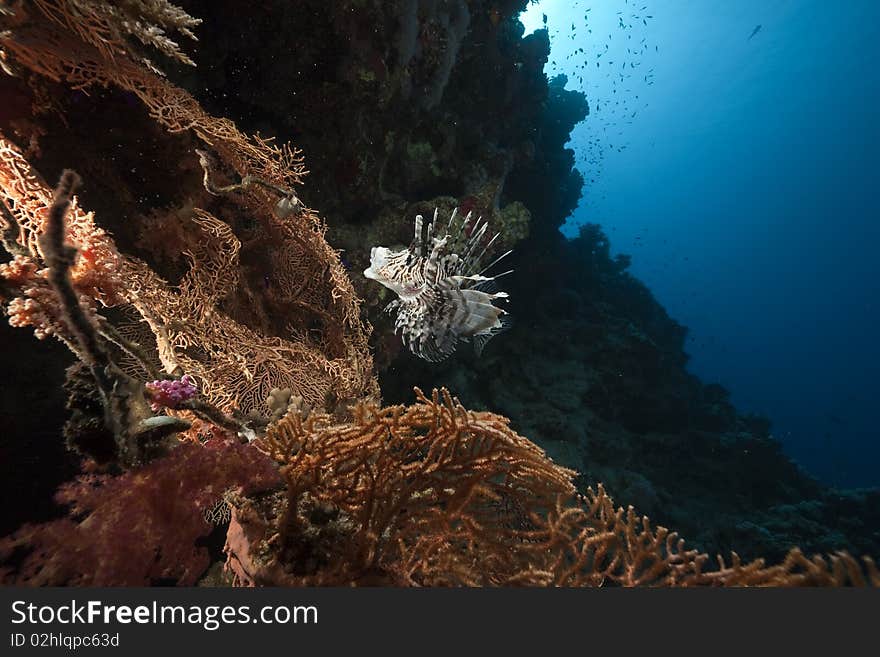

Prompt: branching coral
[
  {"left": 1, "top": 1, "right": 302, "bottom": 189},
  {"left": 528, "top": 485, "right": 878, "bottom": 587},
  {"left": 2, "top": 378, "right": 874, "bottom": 587},
  {"left": 228, "top": 387, "right": 574, "bottom": 585},
  {"left": 0, "top": 136, "right": 125, "bottom": 314},
  {"left": 1, "top": 137, "right": 372, "bottom": 415},
  {"left": 121, "top": 222, "right": 368, "bottom": 415},
  {"left": 226, "top": 388, "right": 879, "bottom": 587}
]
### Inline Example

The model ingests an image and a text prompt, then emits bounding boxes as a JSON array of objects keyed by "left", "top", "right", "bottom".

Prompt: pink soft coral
[{"left": 145, "top": 374, "right": 199, "bottom": 411}]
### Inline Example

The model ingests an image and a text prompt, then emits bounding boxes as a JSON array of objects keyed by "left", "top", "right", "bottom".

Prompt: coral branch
[
  {"left": 196, "top": 148, "right": 302, "bottom": 217},
  {"left": 29, "top": 0, "right": 200, "bottom": 70},
  {"left": 224, "top": 388, "right": 880, "bottom": 588},
  {"left": 34, "top": 170, "right": 188, "bottom": 464},
  {"left": 1, "top": 2, "right": 378, "bottom": 412},
  {"left": 0, "top": 195, "right": 27, "bottom": 257},
  {"left": 39, "top": 170, "right": 104, "bottom": 373}
]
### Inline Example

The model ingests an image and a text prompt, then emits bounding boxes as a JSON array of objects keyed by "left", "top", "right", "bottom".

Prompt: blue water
[{"left": 521, "top": 0, "right": 880, "bottom": 487}]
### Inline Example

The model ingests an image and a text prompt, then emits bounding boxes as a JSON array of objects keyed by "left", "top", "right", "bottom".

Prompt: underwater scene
[{"left": 0, "top": 0, "right": 877, "bottom": 586}]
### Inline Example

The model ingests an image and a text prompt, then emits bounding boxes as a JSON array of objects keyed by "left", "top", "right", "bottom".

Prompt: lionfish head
[{"left": 363, "top": 246, "right": 417, "bottom": 296}]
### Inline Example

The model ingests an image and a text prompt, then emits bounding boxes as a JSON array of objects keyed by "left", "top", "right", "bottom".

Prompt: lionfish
[{"left": 364, "top": 208, "right": 512, "bottom": 362}]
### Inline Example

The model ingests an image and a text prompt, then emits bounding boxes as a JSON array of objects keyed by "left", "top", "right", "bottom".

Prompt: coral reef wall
[
  {"left": 1, "top": 0, "right": 877, "bottom": 582},
  {"left": 157, "top": 0, "right": 880, "bottom": 564}
]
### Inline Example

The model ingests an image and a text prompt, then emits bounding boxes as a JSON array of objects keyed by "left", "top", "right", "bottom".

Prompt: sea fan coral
[
  {"left": 228, "top": 388, "right": 879, "bottom": 587},
  {"left": 1, "top": 136, "right": 375, "bottom": 414},
  {"left": 232, "top": 387, "right": 578, "bottom": 585},
  {"left": 0, "top": 0, "right": 200, "bottom": 76},
  {"left": 364, "top": 207, "right": 512, "bottom": 361},
  {"left": 0, "top": 0, "right": 378, "bottom": 414}
]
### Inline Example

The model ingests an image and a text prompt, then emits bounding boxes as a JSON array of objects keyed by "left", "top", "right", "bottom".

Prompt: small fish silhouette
[{"left": 748, "top": 24, "right": 762, "bottom": 40}]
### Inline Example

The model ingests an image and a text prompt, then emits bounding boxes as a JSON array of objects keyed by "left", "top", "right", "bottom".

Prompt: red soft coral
[{"left": 0, "top": 439, "right": 281, "bottom": 586}]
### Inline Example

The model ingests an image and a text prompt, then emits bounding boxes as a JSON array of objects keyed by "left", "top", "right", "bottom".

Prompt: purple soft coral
[{"left": 145, "top": 374, "right": 198, "bottom": 411}]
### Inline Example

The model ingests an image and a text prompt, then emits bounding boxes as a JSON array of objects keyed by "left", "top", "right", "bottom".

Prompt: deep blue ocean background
[{"left": 521, "top": 0, "right": 879, "bottom": 488}]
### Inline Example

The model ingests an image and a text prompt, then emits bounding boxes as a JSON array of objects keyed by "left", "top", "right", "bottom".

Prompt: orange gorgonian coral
[{"left": 226, "top": 388, "right": 879, "bottom": 587}]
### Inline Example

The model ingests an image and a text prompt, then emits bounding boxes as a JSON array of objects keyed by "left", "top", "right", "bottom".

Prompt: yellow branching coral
[
  {"left": 529, "top": 485, "right": 878, "bottom": 587},
  {"left": 231, "top": 387, "right": 577, "bottom": 585},
  {"left": 1, "top": 1, "right": 302, "bottom": 189},
  {"left": 227, "top": 389, "right": 879, "bottom": 587}
]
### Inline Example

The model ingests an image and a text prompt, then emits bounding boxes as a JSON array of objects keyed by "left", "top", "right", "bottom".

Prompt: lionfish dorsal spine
[
  {"left": 445, "top": 207, "right": 459, "bottom": 237},
  {"left": 470, "top": 230, "right": 500, "bottom": 272},
  {"left": 451, "top": 210, "right": 472, "bottom": 245},
  {"left": 412, "top": 213, "right": 424, "bottom": 255},
  {"left": 461, "top": 219, "right": 488, "bottom": 269},
  {"left": 425, "top": 207, "right": 438, "bottom": 246}
]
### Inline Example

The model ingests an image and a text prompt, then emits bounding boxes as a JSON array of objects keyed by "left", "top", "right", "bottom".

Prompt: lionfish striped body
[{"left": 364, "top": 208, "right": 512, "bottom": 362}]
